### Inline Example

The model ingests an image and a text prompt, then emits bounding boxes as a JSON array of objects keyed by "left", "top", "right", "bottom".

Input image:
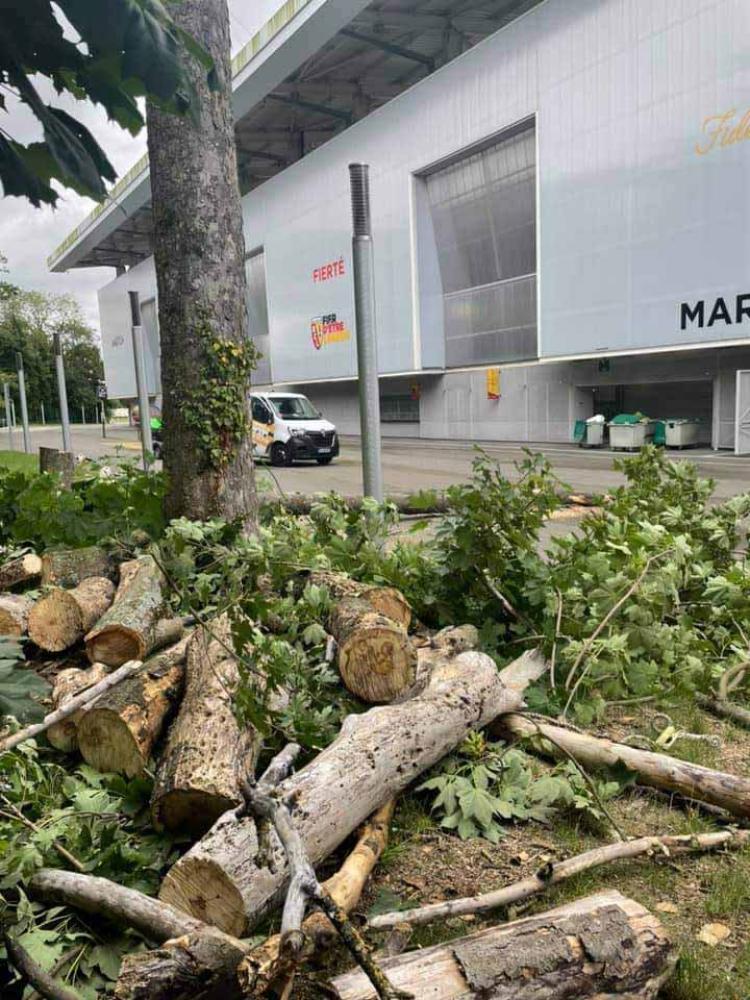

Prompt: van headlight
[{"left": 289, "top": 427, "right": 307, "bottom": 436}]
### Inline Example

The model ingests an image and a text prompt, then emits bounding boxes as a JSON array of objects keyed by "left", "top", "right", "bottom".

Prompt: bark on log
[
  {"left": 0, "top": 553, "right": 42, "bottom": 591},
  {"left": 41, "top": 546, "right": 115, "bottom": 589},
  {"left": 159, "top": 644, "right": 547, "bottom": 936},
  {"left": 47, "top": 663, "right": 110, "bottom": 752},
  {"left": 29, "top": 578, "right": 115, "bottom": 652},
  {"left": 332, "top": 891, "right": 674, "bottom": 1000},
  {"left": 0, "top": 593, "right": 33, "bottom": 635},
  {"left": 330, "top": 598, "right": 417, "bottom": 704},
  {"left": 150, "top": 617, "right": 259, "bottom": 836},
  {"left": 39, "top": 447, "right": 75, "bottom": 488},
  {"left": 84, "top": 556, "right": 177, "bottom": 666},
  {"left": 499, "top": 714, "right": 750, "bottom": 819},
  {"left": 77, "top": 636, "right": 191, "bottom": 777}
]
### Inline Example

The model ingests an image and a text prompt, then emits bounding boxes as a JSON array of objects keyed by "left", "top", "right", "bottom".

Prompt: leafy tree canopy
[{"left": 0, "top": 0, "right": 213, "bottom": 206}]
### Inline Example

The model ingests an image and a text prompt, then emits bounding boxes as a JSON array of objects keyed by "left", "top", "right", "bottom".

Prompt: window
[
  {"left": 252, "top": 397, "right": 272, "bottom": 423},
  {"left": 245, "top": 248, "right": 272, "bottom": 384},
  {"left": 270, "top": 396, "right": 318, "bottom": 420},
  {"left": 424, "top": 121, "right": 537, "bottom": 366},
  {"left": 381, "top": 395, "right": 419, "bottom": 423}
]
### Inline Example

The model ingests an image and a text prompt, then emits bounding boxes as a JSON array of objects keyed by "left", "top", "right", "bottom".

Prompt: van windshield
[{"left": 270, "top": 396, "right": 318, "bottom": 420}]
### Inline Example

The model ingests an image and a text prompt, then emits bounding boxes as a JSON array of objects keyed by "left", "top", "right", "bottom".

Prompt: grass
[{"left": 0, "top": 450, "right": 38, "bottom": 474}]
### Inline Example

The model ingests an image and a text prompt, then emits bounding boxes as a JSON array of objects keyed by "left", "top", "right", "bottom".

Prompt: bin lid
[{"left": 610, "top": 412, "right": 649, "bottom": 425}]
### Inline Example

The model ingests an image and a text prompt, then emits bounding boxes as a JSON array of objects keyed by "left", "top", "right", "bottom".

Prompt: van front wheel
[{"left": 270, "top": 442, "right": 292, "bottom": 467}]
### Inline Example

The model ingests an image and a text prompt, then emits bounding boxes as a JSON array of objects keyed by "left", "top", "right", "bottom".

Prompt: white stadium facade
[{"left": 49, "top": 0, "right": 750, "bottom": 452}]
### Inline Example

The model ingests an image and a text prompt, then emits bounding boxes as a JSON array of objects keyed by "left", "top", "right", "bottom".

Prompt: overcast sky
[{"left": 0, "top": 1, "right": 281, "bottom": 333}]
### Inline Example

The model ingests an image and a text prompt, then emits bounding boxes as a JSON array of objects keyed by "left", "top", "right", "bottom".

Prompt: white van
[{"left": 251, "top": 392, "right": 339, "bottom": 466}]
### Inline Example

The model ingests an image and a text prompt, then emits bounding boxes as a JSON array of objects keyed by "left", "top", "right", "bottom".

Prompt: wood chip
[{"left": 698, "top": 922, "right": 731, "bottom": 946}]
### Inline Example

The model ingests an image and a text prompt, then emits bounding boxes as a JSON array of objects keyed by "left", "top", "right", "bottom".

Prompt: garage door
[{"left": 736, "top": 371, "right": 750, "bottom": 455}]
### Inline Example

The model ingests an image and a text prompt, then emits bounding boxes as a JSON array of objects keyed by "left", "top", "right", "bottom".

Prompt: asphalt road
[{"left": 18, "top": 424, "right": 750, "bottom": 500}]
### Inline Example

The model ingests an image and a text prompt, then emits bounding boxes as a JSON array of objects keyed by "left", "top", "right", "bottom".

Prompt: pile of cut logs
[{"left": 3, "top": 548, "right": 750, "bottom": 999}]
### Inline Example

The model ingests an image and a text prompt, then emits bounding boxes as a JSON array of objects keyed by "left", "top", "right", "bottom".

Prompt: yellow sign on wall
[{"left": 486, "top": 367, "right": 501, "bottom": 400}]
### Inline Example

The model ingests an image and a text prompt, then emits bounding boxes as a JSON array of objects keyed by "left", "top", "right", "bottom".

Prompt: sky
[{"left": 0, "top": 1, "right": 281, "bottom": 333}]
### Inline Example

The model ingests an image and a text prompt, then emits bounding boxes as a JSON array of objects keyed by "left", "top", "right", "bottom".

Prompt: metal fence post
[
  {"left": 40, "top": 401, "right": 46, "bottom": 425},
  {"left": 53, "top": 332, "right": 72, "bottom": 452},
  {"left": 348, "top": 163, "right": 383, "bottom": 501},
  {"left": 16, "top": 352, "right": 31, "bottom": 453},
  {"left": 129, "top": 291, "right": 153, "bottom": 469},
  {"left": 4, "top": 384, "right": 13, "bottom": 450}
]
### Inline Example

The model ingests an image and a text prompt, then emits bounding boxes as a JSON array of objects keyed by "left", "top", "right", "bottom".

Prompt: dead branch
[
  {"left": 696, "top": 692, "right": 750, "bottom": 729},
  {"left": 369, "top": 828, "right": 750, "bottom": 930},
  {"left": 3, "top": 931, "right": 80, "bottom": 1000},
  {"left": 0, "top": 659, "right": 143, "bottom": 755}
]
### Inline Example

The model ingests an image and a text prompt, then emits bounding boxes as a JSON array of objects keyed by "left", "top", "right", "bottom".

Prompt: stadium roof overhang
[{"left": 48, "top": 0, "right": 545, "bottom": 273}]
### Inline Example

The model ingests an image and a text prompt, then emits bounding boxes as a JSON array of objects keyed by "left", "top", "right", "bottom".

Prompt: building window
[
  {"left": 381, "top": 395, "right": 419, "bottom": 423},
  {"left": 424, "top": 120, "right": 537, "bottom": 367},
  {"left": 245, "top": 248, "right": 272, "bottom": 384}
]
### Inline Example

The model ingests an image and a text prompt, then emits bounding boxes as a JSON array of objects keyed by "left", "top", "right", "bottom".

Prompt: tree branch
[{"left": 4, "top": 931, "right": 80, "bottom": 1000}]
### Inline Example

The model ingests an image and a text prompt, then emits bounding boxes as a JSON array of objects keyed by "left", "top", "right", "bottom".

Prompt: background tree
[
  {"left": 0, "top": 278, "right": 104, "bottom": 422},
  {"left": 146, "top": 0, "right": 256, "bottom": 526},
  {"left": 0, "top": 0, "right": 212, "bottom": 205}
]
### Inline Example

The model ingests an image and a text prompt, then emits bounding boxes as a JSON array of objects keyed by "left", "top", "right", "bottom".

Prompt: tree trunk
[
  {"left": 331, "top": 891, "right": 674, "bottom": 1000},
  {"left": 47, "top": 663, "right": 110, "bottom": 752},
  {"left": 39, "top": 447, "right": 75, "bottom": 488},
  {"left": 150, "top": 617, "right": 259, "bottom": 837},
  {"left": 29, "top": 578, "right": 115, "bottom": 652},
  {"left": 0, "top": 593, "right": 33, "bottom": 635},
  {"left": 0, "top": 553, "right": 42, "bottom": 591},
  {"left": 40, "top": 546, "right": 115, "bottom": 589},
  {"left": 84, "top": 556, "right": 177, "bottom": 666},
  {"left": 158, "top": 644, "right": 547, "bottom": 936},
  {"left": 499, "top": 714, "right": 750, "bottom": 819},
  {"left": 146, "top": 0, "right": 256, "bottom": 526},
  {"left": 76, "top": 636, "right": 191, "bottom": 777}
]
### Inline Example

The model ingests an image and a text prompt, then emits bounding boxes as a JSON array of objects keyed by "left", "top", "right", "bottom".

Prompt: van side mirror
[{"left": 317, "top": 410, "right": 323, "bottom": 418}]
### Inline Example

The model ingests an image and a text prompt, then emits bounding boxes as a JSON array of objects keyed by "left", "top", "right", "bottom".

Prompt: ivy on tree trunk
[{"left": 146, "top": 0, "right": 256, "bottom": 528}]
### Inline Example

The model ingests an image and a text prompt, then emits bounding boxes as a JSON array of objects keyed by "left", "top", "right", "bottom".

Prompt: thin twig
[
  {"left": 0, "top": 797, "right": 85, "bottom": 872},
  {"left": 27, "top": 946, "right": 85, "bottom": 1000},
  {"left": 718, "top": 660, "right": 750, "bottom": 701},
  {"left": 550, "top": 588, "right": 563, "bottom": 690},
  {"left": 480, "top": 570, "right": 523, "bottom": 623},
  {"left": 526, "top": 719, "right": 627, "bottom": 842}
]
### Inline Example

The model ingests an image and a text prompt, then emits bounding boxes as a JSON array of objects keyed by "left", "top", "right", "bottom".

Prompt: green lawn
[{"left": 0, "top": 450, "right": 38, "bottom": 474}]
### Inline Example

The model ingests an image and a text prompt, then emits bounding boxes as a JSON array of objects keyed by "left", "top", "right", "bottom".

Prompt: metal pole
[
  {"left": 129, "top": 291, "right": 153, "bottom": 469},
  {"left": 53, "top": 332, "right": 72, "bottom": 452},
  {"left": 81, "top": 405, "right": 85, "bottom": 425},
  {"left": 16, "top": 352, "right": 31, "bottom": 453},
  {"left": 101, "top": 400, "right": 107, "bottom": 439},
  {"left": 348, "top": 163, "right": 383, "bottom": 501},
  {"left": 40, "top": 401, "right": 46, "bottom": 425},
  {"left": 4, "top": 384, "right": 13, "bottom": 450}
]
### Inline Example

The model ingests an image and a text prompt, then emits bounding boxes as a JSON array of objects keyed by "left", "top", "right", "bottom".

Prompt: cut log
[
  {"left": 499, "top": 714, "right": 750, "bottom": 819},
  {"left": 39, "top": 447, "right": 75, "bottom": 488},
  {"left": 331, "top": 598, "right": 416, "bottom": 704},
  {"left": 40, "top": 546, "right": 115, "bottom": 589},
  {"left": 29, "top": 578, "right": 115, "bottom": 653},
  {"left": 77, "top": 636, "right": 191, "bottom": 777},
  {"left": 150, "top": 617, "right": 259, "bottom": 836},
  {"left": 47, "top": 663, "right": 110, "bottom": 752},
  {"left": 0, "top": 553, "right": 42, "bottom": 592},
  {"left": 84, "top": 556, "right": 177, "bottom": 666},
  {"left": 304, "top": 571, "right": 412, "bottom": 629},
  {"left": 115, "top": 801, "right": 394, "bottom": 1000},
  {"left": 159, "top": 643, "right": 547, "bottom": 936},
  {"left": 331, "top": 891, "right": 674, "bottom": 1000},
  {"left": 0, "top": 593, "right": 33, "bottom": 635},
  {"left": 696, "top": 692, "right": 750, "bottom": 729}
]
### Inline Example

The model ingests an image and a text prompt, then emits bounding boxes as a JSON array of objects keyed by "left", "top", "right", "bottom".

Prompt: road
[{"left": 18, "top": 424, "right": 750, "bottom": 499}]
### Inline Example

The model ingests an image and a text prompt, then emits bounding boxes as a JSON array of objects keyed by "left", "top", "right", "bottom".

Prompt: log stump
[
  {"left": 84, "top": 556, "right": 175, "bottom": 667},
  {"left": 39, "top": 447, "right": 75, "bottom": 488},
  {"left": 0, "top": 594, "right": 33, "bottom": 636},
  {"left": 77, "top": 637, "right": 190, "bottom": 778},
  {"left": 0, "top": 553, "right": 42, "bottom": 592},
  {"left": 29, "top": 578, "right": 115, "bottom": 653},
  {"left": 47, "top": 664, "right": 110, "bottom": 752},
  {"left": 150, "top": 618, "right": 260, "bottom": 837}
]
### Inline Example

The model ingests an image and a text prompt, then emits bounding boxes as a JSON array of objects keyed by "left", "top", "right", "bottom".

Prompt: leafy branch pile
[{"left": 0, "top": 446, "right": 749, "bottom": 998}]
